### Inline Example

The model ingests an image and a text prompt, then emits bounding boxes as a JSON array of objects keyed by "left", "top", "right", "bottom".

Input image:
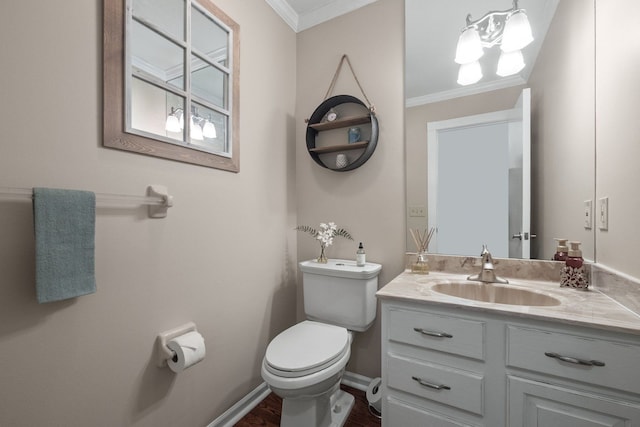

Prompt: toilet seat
[{"left": 264, "top": 321, "right": 349, "bottom": 378}]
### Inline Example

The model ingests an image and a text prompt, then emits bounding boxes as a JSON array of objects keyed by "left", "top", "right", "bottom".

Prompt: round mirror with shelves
[{"left": 305, "top": 95, "right": 378, "bottom": 171}]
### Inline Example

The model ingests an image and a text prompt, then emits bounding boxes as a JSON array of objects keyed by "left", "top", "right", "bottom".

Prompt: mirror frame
[{"left": 103, "top": 0, "right": 240, "bottom": 171}]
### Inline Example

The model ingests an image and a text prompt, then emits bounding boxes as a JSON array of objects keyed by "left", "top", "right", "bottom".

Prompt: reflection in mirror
[
  {"left": 428, "top": 90, "right": 530, "bottom": 259},
  {"left": 405, "top": 0, "right": 595, "bottom": 261},
  {"left": 103, "top": 0, "right": 239, "bottom": 171}
]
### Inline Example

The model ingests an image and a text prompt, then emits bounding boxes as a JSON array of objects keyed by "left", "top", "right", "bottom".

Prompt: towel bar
[{"left": 0, "top": 185, "right": 173, "bottom": 218}]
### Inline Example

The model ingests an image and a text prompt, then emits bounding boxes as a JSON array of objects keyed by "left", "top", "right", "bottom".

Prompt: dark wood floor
[{"left": 234, "top": 384, "right": 381, "bottom": 427}]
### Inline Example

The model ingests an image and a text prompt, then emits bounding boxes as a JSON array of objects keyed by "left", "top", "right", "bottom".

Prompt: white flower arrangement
[{"left": 296, "top": 222, "right": 353, "bottom": 263}]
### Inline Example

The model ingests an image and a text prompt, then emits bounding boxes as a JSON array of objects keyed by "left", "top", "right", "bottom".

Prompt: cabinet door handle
[
  {"left": 413, "top": 327, "right": 453, "bottom": 338},
  {"left": 544, "top": 352, "right": 606, "bottom": 367},
  {"left": 412, "top": 376, "right": 451, "bottom": 390}
]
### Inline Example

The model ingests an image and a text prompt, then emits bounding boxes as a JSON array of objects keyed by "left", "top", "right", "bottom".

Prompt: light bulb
[
  {"left": 501, "top": 10, "right": 534, "bottom": 52},
  {"left": 202, "top": 120, "right": 217, "bottom": 138},
  {"left": 455, "top": 26, "right": 484, "bottom": 64},
  {"left": 165, "top": 114, "right": 181, "bottom": 133},
  {"left": 457, "top": 61, "right": 482, "bottom": 86},
  {"left": 497, "top": 50, "right": 525, "bottom": 76},
  {"left": 191, "top": 123, "right": 204, "bottom": 141}
]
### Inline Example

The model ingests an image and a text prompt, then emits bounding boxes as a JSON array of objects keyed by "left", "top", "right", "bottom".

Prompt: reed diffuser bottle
[{"left": 409, "top": 228, "right": 434, "bottom": 275}]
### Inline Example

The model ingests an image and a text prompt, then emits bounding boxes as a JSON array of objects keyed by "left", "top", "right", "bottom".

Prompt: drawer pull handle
[
  {"left": 413, "top": 327, "right": 453, "bottom": 338},
  {"left": 544, "top": 352, "right": 606, "bottom": 367},
  {"left": 412, "top": 376, "right": 451, "bottom": 390}
]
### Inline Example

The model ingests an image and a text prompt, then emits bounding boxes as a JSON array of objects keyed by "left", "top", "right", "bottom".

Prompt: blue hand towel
[{"left": 33, "top": 188, "right": 96, "bottom": 303}]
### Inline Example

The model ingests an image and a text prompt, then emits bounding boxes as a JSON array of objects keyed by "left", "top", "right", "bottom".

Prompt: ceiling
[{"left": 266, "top": 0, "right": 559, "bottom": 106}]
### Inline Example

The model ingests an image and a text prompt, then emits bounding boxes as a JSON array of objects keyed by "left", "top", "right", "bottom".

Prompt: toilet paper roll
[
  {"left": 167, "top": 331, "right": 206, "bottom": 373},
  {"left": 366, "top": 377, "right": 382, "bottom": 414}
]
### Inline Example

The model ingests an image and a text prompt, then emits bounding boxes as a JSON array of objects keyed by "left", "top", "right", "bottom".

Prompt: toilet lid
[{"left": 265, "top": 321, "right": 349, "bottom": 377}]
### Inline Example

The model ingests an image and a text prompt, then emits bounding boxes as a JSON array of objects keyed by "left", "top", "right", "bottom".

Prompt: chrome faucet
[{"left": 467, "top": 245, "right": 509, "bottom": 284}]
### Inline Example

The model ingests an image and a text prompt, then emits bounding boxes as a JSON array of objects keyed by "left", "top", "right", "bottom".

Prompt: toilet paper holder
[{"left": 156, "top": 322, "right": 197, "bottom": 367}]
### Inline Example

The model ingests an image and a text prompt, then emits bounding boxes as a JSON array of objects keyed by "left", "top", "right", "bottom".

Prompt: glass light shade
[
  {"left": 202, "top": 121, "right": 217, "bottom": 138},
  {"left": 165, "top": 114, "right": 181, "bottom": 133},
  {"left": 457, "top": 61, "right": 483, "bottom": 86},
  {"left": 497, "top": 49, "right": 525, "bottom": 76},
  {"left": 501, "top": 10, "right": 534, "bottom": 52},
  {"left": 455, "top": 27, "right": 484, "bottom": 64},
  {"left": 191, "top": 123, "right": 204, "bottom": 140}
]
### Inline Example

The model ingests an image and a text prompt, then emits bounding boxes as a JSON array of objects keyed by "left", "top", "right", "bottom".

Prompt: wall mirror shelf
[{"left": 103, "top": 0, "right": 240, "bottom": 172}]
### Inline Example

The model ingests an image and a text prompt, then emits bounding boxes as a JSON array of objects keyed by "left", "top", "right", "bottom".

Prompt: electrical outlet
[
  {"left": 584, "top": 200, "right": 592, "bottom": 229},
  {"left": 598, "top": 197, "right": 609, "bottom": 230},
  {"left": 408, "top": 206, "right": 426, "bottom": 217}
]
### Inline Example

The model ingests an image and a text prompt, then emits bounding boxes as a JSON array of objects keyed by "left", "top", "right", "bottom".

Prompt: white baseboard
[
  {"left": 206, "top": 371, "right": 375, "bottom": 427},
  {"left": 341, "top": 370, "right": 375, "bottom": 392},
  {"left": 207, "top": 382, "right": 271, "bottom": 427}
]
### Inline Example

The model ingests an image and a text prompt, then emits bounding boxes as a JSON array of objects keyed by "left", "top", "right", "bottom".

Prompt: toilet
[{"left": 261, "top": 259, "right": 382, "bottom": 427}]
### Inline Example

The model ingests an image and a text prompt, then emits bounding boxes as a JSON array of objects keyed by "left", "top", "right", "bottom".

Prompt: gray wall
[
  {"left": 595, "top": 0, "right": 640, "bottom": 277},
  {"left": 0, "top": 1, "right": 297, "bottom": 425},
  {"left": 295, "top": 0, "right": 406, "bottom": 378}
]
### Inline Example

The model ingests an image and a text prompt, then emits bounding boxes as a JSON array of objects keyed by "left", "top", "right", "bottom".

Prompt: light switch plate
[
  {"left": 598, "top": 197, "right": 609, "bottom": 230},
  {"left": 584, "top": 200, "right": 592, "bottom": 229},
  {"left": 409, "top": 206, "right": 426, "bottom": 217}
]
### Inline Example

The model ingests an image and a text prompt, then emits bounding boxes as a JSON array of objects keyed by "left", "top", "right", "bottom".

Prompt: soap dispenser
[
  {"left": 553, "top": 238, "right": 569, "bottom": 261},
  {"left": 560, "top": 241, "right": 588, "bottom": 289},
  {"left": 356, "top": 242, "right": 366, "bottom": 267}
]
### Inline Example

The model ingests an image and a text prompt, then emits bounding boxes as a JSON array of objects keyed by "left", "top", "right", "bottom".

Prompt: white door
[
  {"left": 427, "top": 88, "right": 531, "bottom": 259},
  {"left": 510, "top": 88, "right": 531, "bottom": 259}
]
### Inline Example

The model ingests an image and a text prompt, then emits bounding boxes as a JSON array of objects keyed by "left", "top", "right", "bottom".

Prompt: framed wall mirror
[
  {"left": 104, "top": 0, "right": 240, "bottom": 171},
  {"left": 405, "top": 0, "right": 595, "bottom": 261}
]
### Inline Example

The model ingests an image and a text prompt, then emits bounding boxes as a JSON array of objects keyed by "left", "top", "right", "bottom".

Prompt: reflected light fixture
[
  {"left": 165, "top": 107, "right": 181, "bottom": 133},
  {"left": 202, "top": 116, "right": 217, "bottom": 138},
  {"left": 165, "top": 107, "right": 217, "bottom": 141},
  {"left": 191, "top": 121, "right": 204, "bottom": 140},
  {"left": 455, "top": 0, "right": 533, "bottom": 86},
  {"left": 497, "top": 49, "right": 525, "bottom": 76}
]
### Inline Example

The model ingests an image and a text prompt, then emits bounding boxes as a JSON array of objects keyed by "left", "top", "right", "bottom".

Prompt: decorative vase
[
  {"left": 317, "top": 245, "right": 328, "bottom": 263},
  {"left": 336, "top": 153, "right": 349, "bottom": 169}
]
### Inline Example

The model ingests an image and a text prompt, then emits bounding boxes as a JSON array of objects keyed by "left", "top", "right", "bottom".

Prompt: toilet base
[
  {"left": 280, "top": 385, "right": 354, "bottom": 427},
  {"left": 329, "top": 389, "right": 355, "bottom": 427}
]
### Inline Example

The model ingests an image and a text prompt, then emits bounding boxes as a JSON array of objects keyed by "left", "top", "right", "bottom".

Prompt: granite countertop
[{"left": 377, "top": 270, "right": 640, "bottom": 335}]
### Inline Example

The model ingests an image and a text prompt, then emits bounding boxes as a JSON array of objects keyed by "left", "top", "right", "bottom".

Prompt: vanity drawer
[
  {"left": 386, "top": 397, "right": 480, "bottom": 427},
  {"left": 388, "top": 308, "right": 485, "bottom": 360},
  {"left": 507, "top": 325, "right": 640, "bottom": 394},
  {"left": 387, "top": 354, "right": 484, "bottom": 415}
]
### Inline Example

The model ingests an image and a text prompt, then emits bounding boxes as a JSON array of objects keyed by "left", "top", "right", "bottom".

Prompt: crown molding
[
  {"left": 406, "top": 75, "right": 526, "bottom": 108},
  {"left": 265, "top": 0, "right": 299, "bottom": 32},
  {"left": 297, "top": 0, "right": 378, "bottom": 32},
  {"left": 266, "top": 0, "right": 378, "bottom": 33}
]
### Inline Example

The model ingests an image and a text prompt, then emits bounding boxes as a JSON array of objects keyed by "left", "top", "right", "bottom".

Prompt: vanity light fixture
[
  {"left": 202, "top": 116, "right": 217, "bottom": 138},
  {"left": 455, "top": 0, "right": 534, "bottom": 85},
  {"left": 165, "top": 107, "right": 217, "bottom": 141},
  {"left": 165, "top": 107, "right": 182, "bottom": 133},
  {"left": 191, "top": 115, "right": 204, "bottom": 141}
]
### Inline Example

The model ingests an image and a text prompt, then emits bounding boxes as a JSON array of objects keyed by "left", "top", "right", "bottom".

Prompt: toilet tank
[{"left": 299, "top": 259, "right": 382, "bottom": 332}]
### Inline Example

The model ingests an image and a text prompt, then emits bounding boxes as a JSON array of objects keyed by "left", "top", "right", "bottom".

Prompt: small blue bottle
[{"left": 348, "top": 127, "right": 361, "bottom": 144}]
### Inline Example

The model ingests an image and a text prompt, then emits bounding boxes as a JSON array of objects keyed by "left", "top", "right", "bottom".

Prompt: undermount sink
[{"left": 431, "top": 281, "right": 561, "bottom": 307}]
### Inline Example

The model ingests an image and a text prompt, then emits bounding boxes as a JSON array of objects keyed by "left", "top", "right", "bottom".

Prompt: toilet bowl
[
  {"left": 261, "top": 259, "right": 382, "bottom": 427},
  {"left": 261, "top": 321, "right": 354, "bottom": 427}
]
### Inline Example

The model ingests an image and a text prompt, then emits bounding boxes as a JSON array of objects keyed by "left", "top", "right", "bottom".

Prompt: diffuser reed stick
[{"left": 409, "top": 227, "right": 435, "bottom": 253}]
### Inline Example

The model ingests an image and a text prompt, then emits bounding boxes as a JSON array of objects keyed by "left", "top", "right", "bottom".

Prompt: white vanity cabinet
[
  {"left": 381, "top": 299, "right": 640, "bottom": 427},
  {"left": 506, "top": 325, "right": 640, "bottom": 426}
]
